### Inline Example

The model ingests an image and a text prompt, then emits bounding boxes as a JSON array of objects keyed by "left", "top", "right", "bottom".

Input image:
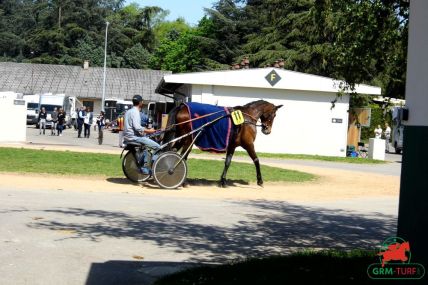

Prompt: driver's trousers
[{"left": 126, "top": 136, "right": 160, "bottom": 150}]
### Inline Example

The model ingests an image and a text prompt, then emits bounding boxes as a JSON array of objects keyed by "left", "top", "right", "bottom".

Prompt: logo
[
  {"left": 265, "top": 70, "right": 281, "bottom": 86},
  {"left": 367, "top": 237, "right": 425, "bottom": 280}
]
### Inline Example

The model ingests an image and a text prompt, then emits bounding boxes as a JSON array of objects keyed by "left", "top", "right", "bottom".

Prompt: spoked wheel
[
  {"left": 122, "top": 150, "right": 151, "bottom": 183},
  {"left": 152, "top": 151, "right": 187, "bottom": 189}
]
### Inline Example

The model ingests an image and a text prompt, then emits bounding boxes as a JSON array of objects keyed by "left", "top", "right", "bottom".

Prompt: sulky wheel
[
  {"left": 122, "top": 151, "right": 151, "bottom": 183},
  {"left": 152, "top": 151, "right": 187, "bottom": 189}
]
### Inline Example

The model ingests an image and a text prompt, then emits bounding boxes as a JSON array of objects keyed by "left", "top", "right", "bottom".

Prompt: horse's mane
[
  {"left": 245, "top": 100, "right": 266, "bottom": 107},
  {"left": 238, "top": 100, "right": 272, "bottom": 109}
]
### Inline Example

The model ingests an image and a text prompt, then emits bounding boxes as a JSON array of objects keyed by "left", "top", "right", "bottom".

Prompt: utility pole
[
  {"left": 58, "top": 6, "right": 61, "bottom": 29},
  {"left": 101, "top": 21, "right": 110, "bottom": 112}
]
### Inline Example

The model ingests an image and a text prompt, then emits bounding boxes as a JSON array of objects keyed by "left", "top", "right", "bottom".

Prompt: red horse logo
[{"left": 378, "top": 241, "right": 410, "bottom": 267}]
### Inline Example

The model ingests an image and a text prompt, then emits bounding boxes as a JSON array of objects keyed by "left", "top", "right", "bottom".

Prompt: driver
[{"left": 123, "top": 95, "right": 160, "bottom": 150}]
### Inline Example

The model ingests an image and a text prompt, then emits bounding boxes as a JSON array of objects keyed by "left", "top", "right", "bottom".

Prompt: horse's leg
[
  {"left": 180, "top": 136, "right": 193, "bottom": 160},
  {"left": 244, "top": 144, "right": 263, "bottom": 187},
  {"left": 220, "top": 147, "right": 236, "bottom": 187},
  {"left": 178, "top": 136, "right": 192, "bottom": 188}
]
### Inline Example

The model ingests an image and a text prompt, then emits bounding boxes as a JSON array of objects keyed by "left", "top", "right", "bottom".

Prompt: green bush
[{"left": 360, "top": 104, "right": 391, "bottom": 141}]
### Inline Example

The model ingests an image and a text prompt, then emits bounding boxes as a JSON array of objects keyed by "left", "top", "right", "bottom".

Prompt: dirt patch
[
  {"left": 0, "top": 143, "right": 399, "bottom": 202},
  {"left": 0, "top": 162, "right": 399, "bottom": 202}
]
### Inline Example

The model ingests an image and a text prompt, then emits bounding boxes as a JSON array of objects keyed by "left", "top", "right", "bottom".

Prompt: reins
[
  {"left": 240, "top": 111, "right": 264, "bottom": 128},
  {"left": 149, "top": 108, "right": 265, "bottom": 138}
]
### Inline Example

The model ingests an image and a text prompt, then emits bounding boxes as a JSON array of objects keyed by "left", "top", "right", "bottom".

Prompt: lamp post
[
  {"left": 30, "top": 51, "right": 34, "bottom": 94},
  {"left": 101, "top": 21, "right": 110, "bottom": 112}
]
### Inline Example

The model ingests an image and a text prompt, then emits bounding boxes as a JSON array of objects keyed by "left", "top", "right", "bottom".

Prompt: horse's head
[{"left": 260, "top": 103, "right": 283, "bottom": 135}]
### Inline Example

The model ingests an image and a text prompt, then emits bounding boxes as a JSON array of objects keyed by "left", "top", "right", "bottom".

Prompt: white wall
[
  {"left": 191, "top": 85, "right": 350, "bottom": 157},
  {"left": 405, "top": 0, "right": 428, "bottom": 126},
  {"left": 0, "top": 95, "right": 26, "bottom": 142}
]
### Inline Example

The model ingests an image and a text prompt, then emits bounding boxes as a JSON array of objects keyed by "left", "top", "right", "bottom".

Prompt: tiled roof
[{"left": 0, "top": 62, "right": 171, "bottom": 101}]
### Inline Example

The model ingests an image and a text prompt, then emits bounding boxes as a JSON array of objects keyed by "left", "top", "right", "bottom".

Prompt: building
[
  {"left": 156, "top": 68, "right": 381, "bottom": 156},
  {"left": 0, "top": 62, "right": 171, "bottom": 114}
]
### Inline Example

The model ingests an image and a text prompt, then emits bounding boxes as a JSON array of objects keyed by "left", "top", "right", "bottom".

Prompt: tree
[
  {"left": 151, "top": 30, "right": 205, "bottom": 73},
  {"left": 123, "top": 43, "right": 151, "bottom": 69},
  {"left": 73, "top": 37, "right": 104, "bottom": 66}
]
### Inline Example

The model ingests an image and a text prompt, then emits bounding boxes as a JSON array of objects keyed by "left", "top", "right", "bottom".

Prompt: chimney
[{"left": 83, "top": 60, "right": 89, "bottom": 70}]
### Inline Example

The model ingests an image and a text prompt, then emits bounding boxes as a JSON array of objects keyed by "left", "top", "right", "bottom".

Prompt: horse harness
[{"left": 228, "top": 107, "right": 266, "bottom": 129}]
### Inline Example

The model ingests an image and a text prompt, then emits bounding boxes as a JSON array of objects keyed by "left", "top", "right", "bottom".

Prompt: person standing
[
  {"left": 84, "top": 107, "right": 93, "bottom": 138},
  {"left": 57, "top": 108, "right": 66, "bottom": 136},
  {"left": 97, "top": 111, "right": 105, "bottom": 145},
  {"left": 51, "top": 107, "right": 58, "bottom": 136},
  {"left": 117, "top": 114, "right": 125, "bottom": 147},
  {"left": 374, "top": 125, "right": 383, "bottom": 139},
  {"left": 384, "top": 123, "right": 391, "bottom": 153},
  {"left": 77, "top": 106, "right": 86, "bottom": 138},
  {"left": 38, "top": 107, "right": 47, "bottom": 135},
  {"left": 71, "top": 108, "right": 78, "bottom": 130}
]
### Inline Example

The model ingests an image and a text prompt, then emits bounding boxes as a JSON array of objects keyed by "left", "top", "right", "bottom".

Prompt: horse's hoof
[
  {"left": 182, "top": 182, "right": 189, "bottom": 188},
  {"left": 257, "top": 181, "right": 264, "bottom": 187},
  {"left": 219, "top": 181, "right": 227, "bottom": 188}
]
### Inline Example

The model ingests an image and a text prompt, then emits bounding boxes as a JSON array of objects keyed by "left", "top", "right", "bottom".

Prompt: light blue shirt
[{"left": 124, "top": 107, "right": 144, "bottom": 141}]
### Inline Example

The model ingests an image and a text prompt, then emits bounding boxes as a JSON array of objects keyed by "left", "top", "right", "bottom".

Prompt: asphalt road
[
  {"left": 0, "top": 126, "right": 400, "bottom": 284},
  {"left": 0, "top": 186, "right": 398, "bottom": 285}
]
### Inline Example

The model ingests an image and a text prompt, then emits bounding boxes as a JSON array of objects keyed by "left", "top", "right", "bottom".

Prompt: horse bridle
[{"left": 238, "top": 110, "right": 266, "bottom": 129}]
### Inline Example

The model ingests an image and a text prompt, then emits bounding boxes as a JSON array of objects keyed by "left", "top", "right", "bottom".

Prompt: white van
[
  {"left": 23, "top": 94, "right": 40, "bottom": 124},
  {"left": 38, "top": 93, "right": 66, "bottom": 128}
]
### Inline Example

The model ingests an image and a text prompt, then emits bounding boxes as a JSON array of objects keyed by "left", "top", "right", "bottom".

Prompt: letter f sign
[{"left": 265, "top": 70, "right": 281, "bottom": 86}]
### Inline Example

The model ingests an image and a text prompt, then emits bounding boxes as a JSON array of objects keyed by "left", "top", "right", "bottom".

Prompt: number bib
[{"left": 231, "top": 110, "right": 245, "bottom": 125}]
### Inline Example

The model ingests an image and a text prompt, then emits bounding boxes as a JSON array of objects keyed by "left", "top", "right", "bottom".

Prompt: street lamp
[
  {"left": 30, "top": 51, "right": 34, "bottom": 94},
  {"left": 101, "top": 21, "right": 110, "bottom": 112}
]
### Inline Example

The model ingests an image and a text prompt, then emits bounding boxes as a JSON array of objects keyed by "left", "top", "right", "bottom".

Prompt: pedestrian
[
  {"left": 51, "top": 107, "right": 58, "bottom": 135},
  {"left": 97, "top": 111, "right": 105, "bottom": 144},
  {"left": 77, "top": 106, "right": 86, "bottom": 138},
  {"left": 72, "top": 108, "right": 78, "bottom": 130},
  {"left": 38, "top": 107, "right": 47, "bottom": 135},
  {"left": 384, "top": 123, "right": 391, "bottom": 153},
  {"left": 57, "top": 108, "right": 66, "bottom": 136},
  {"left": 84, "top": 107, "right": 93, "bottom": 138},
  {"left": 117, "top": 113, "right": 125, "bottom": 147},
  {"left": 374, "top": 124, "right": 382, "bottom": 139}
]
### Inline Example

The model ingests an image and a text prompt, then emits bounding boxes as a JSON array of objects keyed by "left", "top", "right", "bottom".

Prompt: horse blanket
[{"left": 184, "top": 102, "right": 232, "bottom": 152}]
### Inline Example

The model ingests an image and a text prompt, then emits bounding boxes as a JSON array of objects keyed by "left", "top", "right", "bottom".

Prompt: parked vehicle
[
  {"left": 23, "top": 94, "right": 40, "bottom": 125},
  {"left": 37, "top": 93, "right": 65, "bottom": 128},
  {"left": 64, "top": 96, "right": 83, "bottom": 128},
  {"left": 392, "top": 107, "right": 406, "bottom": 154},
  {"left": 105, "top": 98, "right": 133, "bottom": 122},
  {"left": 147, "top": 101, "right": 176, "bottom": 129}
]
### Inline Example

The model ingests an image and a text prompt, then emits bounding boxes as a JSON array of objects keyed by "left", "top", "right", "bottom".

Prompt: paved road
[
  {"left": 26, "top": 125, "right": 122, "bottom": 151},
  {"left": 0, "top": 186, "right": 398, "bottom": 285},
  {"left": 0, "top": 127, "right": 401, "bottom": 284}
]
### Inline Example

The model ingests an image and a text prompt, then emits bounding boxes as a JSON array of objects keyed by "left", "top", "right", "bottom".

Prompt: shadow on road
[
  {"left": 185, "top": 178, "right": 250, "bottom": 187},
  {"left": 106, "top": 177, "right": 250, "bottom": 188},
  {"left": 85, "top": 260, "right": 204, "bottom": 285},
  {"left": 28, "top": 200, "right": 397, "bottom": 263}
]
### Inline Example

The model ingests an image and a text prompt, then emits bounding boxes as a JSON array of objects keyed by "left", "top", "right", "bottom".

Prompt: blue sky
[{"left": 125, "top": 0, "right": 216, "bottom": 25}]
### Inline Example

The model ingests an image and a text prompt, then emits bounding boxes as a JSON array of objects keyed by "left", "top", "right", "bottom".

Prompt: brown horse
[{"left": 163, "top": 100, "right": 282, "bottom": 187}]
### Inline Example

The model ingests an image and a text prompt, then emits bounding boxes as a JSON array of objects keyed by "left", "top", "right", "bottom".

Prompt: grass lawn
[
  {"left": 0, "top": 147, "right": 315, "bottom": 183},
  {"left": 193, "top": 149, "right": 386, "bottom": 164},
  {"left": 154, "top": 250, "right": 380, "bottom": 285}
]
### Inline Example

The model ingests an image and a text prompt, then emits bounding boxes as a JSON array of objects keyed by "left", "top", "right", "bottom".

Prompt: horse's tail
[{"left": 161, "top": 104, "right": 181, "bottom": 150}]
